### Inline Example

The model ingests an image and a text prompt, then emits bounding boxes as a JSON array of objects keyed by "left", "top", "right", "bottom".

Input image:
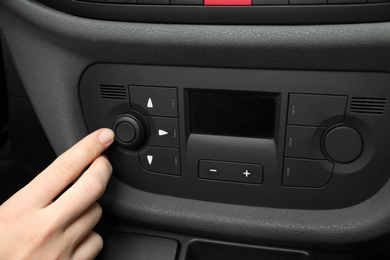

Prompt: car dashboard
[{"left": 2, "top": 0, "right": 390, "bottom": 259}]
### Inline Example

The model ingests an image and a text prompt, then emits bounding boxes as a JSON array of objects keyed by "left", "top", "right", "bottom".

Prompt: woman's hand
[{"left": 0, "top": 128, "right": 114, "bottom": 260}]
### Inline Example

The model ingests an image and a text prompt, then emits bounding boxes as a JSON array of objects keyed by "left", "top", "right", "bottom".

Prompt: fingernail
[{"left": 98, "top": 129, "right": 115, "bottom": 145}]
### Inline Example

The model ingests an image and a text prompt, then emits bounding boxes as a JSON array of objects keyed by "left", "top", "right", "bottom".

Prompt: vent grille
[
  {"left": 99, "top": 85, "right": 126, "bottom": 100},
  {"left": 350, "top": 97, "right": 386, "bottom": 115}
]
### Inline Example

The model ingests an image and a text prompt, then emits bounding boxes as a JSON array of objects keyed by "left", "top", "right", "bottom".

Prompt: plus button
[{"left": 243, "top": 170, "right": 251, "bottom": 177}]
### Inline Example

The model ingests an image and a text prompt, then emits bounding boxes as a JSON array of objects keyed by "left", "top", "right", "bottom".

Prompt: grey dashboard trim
[{"left": 2, "top": 0, "right": 390, "bottom": 249}]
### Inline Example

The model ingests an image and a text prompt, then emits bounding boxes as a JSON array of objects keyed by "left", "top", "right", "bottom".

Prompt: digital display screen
[{"left": 190, "top": 91, "right": 277, "bottom": 139}]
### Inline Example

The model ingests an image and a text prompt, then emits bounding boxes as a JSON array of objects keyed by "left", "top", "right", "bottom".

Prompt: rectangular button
[
  {"left": 290, "top": 0, "right": 326, "bottom": 4},
  {"left": 107, "top": 0, "right": 137, "bottom": 3},
  {"left": 139, "top": 146, "right": 181, "bottom": 175},
  {"left": 285, "top": 126, "right": 326, "bottom": 159},
  {"left": 282, "top": 158, "right": 333, "bottom": 188},
  {"left": 81, "top": 0, "right": 106, "bottom": 2},
  {"left": 138, "top": 0, "right": 169, "bottom": 4},
  {"left": 328, "top": 0, "right": 366, "bottom": 3},
  {"left": 199, "top": 160, "right": 262, "bottom": 184},
  {"left": 171, "top": 0, "right": 203, "bottom": 4},
  {"left": 129, "top": 86, "right": 178, "bottom": 117},
  {"left": 288, "top": 94, "right": 347, "bottom": 126},
  {"left": 253, "top": 0, "right": 287, "bottom": 4},
  {"left": 145, "top": 116, "right": 179, "bottom": 148},
  {"left": 204, "top": 0, "right": 251, "bottom": 5}
]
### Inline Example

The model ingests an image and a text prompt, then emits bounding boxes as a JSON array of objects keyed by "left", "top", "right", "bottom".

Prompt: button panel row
[
  {"left": 82, "top": 0, "right": 388, "bottom": 5},
  {"left": 128, "top": 86, "right": 181, "bottom": 176},
  {"left": 282, "top": 94, "right": 347, "bottom": 188},
  {"left": 199, "top": 160, "right": 263, "bottom": 184}
]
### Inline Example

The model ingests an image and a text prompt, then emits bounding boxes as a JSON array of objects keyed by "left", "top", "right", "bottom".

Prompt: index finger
[{"left": 21, "top": 128, "right": 114, "bottom": 208}]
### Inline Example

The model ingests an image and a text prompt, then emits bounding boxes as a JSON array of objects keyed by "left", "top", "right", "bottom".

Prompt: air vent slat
[
  {"left": 101, "top": 95, "right": 126, "bottom": 98},
  {"left": 350, "top": 97, "right": 386, "bottom": 100},
  {"left": 348, "top": 102, "right": 386, "bottom": 106},
  {"left": 351, "top": 108, "right": 383, "bottom": 112},
  {"left": 99, "top": 85, "right": 127, "bottom": 100},
  {"left": 100, "top": 89, "right": 126, "bottom": 92},
  {"left": 351, "top": 103, "right": 386, "bottom": 105},
  {"left": 350, "top": 105, "right": 385, "bottom": 108},
  {"left": 350, "top": 97, "right": 386, "bottom": 115},
  {"left": 100, "top": 88, "right": 126, "bottom": 92},
  {"left": 100, "top": 91, "right": 126, "bottom": 95},
  {"left": 100, "top": 88, "right": 126, "bottom": 91}
]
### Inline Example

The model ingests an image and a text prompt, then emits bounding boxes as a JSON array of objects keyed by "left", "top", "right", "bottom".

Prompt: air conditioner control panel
[{"left": 80, "top": 64, "right": 390, "bottom": 209}]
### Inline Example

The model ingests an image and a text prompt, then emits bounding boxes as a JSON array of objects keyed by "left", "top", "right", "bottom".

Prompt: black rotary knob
[
  {"left": 112, "top": 112, "right": 148, "bottom": 149},
  {"left": 322, "top": 125, "right": 363, "bottom": 164}
]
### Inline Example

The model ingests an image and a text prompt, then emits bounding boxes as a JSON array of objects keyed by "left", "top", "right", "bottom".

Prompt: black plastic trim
[{"left": 36, "top": 0, "right": 390, "bottom": 25}]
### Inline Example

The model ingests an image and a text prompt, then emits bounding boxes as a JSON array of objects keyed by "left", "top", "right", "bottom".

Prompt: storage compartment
[
  {"left": 98, "top": 232, "right": 179, "bottom": 260},
  {"left": 185, "top": 240, "right": 309, "bottom": 260}
]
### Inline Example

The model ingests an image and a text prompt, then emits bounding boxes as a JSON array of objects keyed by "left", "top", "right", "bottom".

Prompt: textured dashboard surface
[{"left": 2, "top": 0, "right": 390, "bottom": 249}]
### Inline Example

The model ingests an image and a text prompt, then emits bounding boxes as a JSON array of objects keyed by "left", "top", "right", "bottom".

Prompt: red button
[{"left": 204, "top": 0, "right": 252, "bottom": 5}]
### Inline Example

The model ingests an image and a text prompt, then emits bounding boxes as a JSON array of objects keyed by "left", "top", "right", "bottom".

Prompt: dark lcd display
[{"left": 190, "top": 91, "right": 276, "bottom": 139}]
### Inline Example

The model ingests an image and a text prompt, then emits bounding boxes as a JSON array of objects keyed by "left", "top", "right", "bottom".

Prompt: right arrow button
[
  {"left": 158, "top": 129, "right": 168, "bottom": 136},
  {"left": 145, "top": 116, "right": 179, "bottom": 148}
]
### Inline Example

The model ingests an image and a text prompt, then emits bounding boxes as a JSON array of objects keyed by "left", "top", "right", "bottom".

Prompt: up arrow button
[
  {"left": 129, "top": 86, "right": 178, "bottom": 117},
  {"left": 147, "top": 98, "right": 154, "bottom": 108}
]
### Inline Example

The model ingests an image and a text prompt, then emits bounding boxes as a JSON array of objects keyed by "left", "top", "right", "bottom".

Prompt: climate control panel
[
  {"left": 80, "top": 64, "right": 390, "bottom": 209},
  {"left": 110, "top": 86, "right": 182, "bottom": 175}
]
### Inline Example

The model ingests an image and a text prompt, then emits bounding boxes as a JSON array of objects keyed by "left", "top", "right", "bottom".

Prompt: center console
[{"left": 80, "top": 64, "right": 390, "bottom": 209}]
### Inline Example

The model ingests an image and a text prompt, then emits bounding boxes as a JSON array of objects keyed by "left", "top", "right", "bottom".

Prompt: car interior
[{"left": 2, "top": 0, "right": 390, "bottom": 259}]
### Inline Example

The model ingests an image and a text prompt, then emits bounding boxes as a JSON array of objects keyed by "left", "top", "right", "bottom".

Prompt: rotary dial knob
[{"left": 112, "top": 112, "right": 149, "bottom": 149}]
